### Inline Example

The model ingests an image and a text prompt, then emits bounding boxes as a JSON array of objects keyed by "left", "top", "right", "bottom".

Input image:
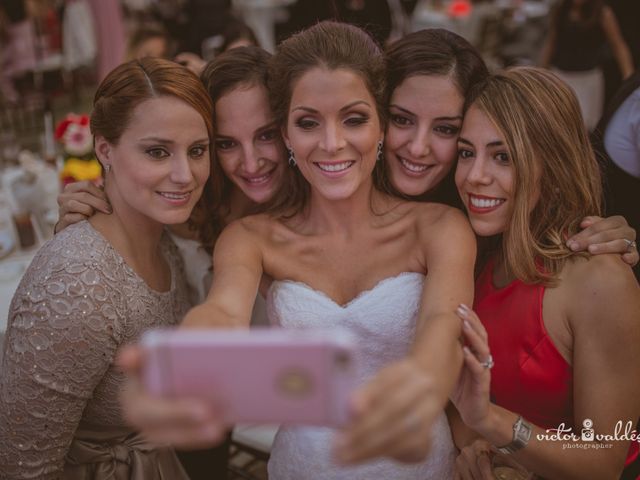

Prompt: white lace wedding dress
[{"left": 266, "top": 272, "right": 456, "bottom": 479}]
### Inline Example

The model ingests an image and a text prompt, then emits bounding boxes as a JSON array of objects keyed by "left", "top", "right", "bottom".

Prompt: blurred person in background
[
  {"left": 219, "top": 16, "right": 258, "bottom": 52},
  {"left": 87, "top": 0, "right": 127, "bottom": 81},
  {"left": 126, "top": 24, "right": 173, "bottom": 60},
  {"left": 600, "top": 0, "right": 640, "bottom": 104},
  {"left": 540, "top": 0, "right": 633, "bottom": 131},
  {"left": 0, "top": 0, "right": 34, "bottom": 102},
  {"left": 180, "top": 0, "right": 233, "bottom": 55},
  {"left": 594, "top": 69, "right": 640, "bottom": 282},
  {"left": 277, "top": 0, "right": 393, "bottom": 46},
  {"left": 175, "top": 15, "right": 258, "bottom": 76}
]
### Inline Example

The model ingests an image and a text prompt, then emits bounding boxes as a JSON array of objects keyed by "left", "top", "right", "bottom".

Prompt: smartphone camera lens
[{"left": 334, "top": 351, "right": 351, "bottom": 370}]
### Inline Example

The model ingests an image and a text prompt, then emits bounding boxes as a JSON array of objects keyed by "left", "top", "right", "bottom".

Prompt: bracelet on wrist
[{"left": 496, "top": 415, "right": 532, "bottom": 455}]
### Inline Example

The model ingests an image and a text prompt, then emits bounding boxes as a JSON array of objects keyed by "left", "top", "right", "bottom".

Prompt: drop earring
[
  {"left": 376, "top": 140, "right": 383, "bottom": 162},
  {"left": 288, "top": 148, "right": 296, "bottom": 167},
  {"left": 104, "top": 164, "right": 111, "bottom": 174}
]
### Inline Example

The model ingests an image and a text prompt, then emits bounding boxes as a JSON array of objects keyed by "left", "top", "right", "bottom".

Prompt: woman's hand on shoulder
[
  {"left": 55, "top": 180, "right": 111, "bottom": 233},
  {"left": 118, "top": 345, "right": 227, "bottom": 449},
  {"left": 566, "top": 215, "right": 638, "bottom": 267}
]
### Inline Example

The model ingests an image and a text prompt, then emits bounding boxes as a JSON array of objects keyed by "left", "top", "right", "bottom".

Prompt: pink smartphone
[{"left": 140, "top": 328, "right": 359, "bottom": 427}]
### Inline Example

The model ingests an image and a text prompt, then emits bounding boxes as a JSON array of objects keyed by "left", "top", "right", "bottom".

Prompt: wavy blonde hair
[{"left": 465, "top": 67, "right": 602, "bottom": 285}]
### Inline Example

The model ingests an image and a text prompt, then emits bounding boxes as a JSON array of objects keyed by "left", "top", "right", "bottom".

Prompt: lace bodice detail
[
  {"left": 0, "top": 221, "right": 191, "bottom": 479},
  {"left": 266, "top": 273, "right": 455, "bottom": 479}
]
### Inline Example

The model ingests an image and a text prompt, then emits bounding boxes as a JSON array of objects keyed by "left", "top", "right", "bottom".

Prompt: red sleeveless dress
[{"left": 474, "top": 258, "right": 638, "bottom": 475}]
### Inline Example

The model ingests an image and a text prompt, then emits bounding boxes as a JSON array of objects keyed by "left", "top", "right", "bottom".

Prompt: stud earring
[
  {"left": 288, "top": 148, "right": 296, "bottom": 167},
  {"left": 376, "top": 140, "right": 383, "bottom": 162}
]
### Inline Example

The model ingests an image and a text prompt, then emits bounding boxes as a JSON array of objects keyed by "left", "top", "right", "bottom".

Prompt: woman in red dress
[{"left": 450, "top": 66, "right": 640, "bottom": 479}]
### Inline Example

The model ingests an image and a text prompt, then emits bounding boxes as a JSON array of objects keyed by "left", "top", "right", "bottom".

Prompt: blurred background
[{"left": 1, "top": 0, "right": 638, "bottom": 162}]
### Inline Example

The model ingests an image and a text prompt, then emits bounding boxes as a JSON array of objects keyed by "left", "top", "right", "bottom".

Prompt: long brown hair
[
  {"left": 465, "top": 67, "right": 602, "bottom": 285},
  {"left": 197, "top": 46, "right": 274, "bottom": 250},
  {"left": 266, "top": 21, "right": 387, "bottom": 217}
]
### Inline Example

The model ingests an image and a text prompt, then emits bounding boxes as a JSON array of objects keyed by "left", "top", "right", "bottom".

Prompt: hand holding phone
[{"left": 141, "top": 328, "right": 359, "bottom": 427}]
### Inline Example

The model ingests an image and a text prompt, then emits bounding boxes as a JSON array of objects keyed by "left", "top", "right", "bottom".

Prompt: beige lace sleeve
[{"left": 0, "top": 248, "right": 125, "bottom": 479}]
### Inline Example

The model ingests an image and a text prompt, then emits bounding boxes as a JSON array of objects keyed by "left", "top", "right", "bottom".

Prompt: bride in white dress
[
  {"left": 121, "top": 21, "right": 476, "bottom": 478},
  {"left": 267, "top": 273, "right": 458, "bottom": 478}
]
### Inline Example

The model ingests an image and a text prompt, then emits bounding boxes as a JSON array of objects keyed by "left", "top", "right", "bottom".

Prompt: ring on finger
[
  {"left": 480, "top": 354, "right": 494, "bottom": 370},
  {"left": 623, "top": 239, "right": 637, "bottom": 252}
]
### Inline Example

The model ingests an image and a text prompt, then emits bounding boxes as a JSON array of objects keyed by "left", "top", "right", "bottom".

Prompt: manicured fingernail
[
  {"left": 588, "top": 244, "right": 598, "bottom": 253},
  {"left": 463, "top": 319, "right": 471, "bottom": 330},
  {"left": 463, "top": 346, "right": 471, "bottom": 356},
  {"left": 567, "top": 241, "right": 579, "bottom": 251},
  {"left": 457, "top": 305, "right": 468, "bottom": 318}
]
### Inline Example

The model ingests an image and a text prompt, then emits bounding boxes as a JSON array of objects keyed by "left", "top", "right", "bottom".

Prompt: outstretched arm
[{"left": 181, "top": 218, "right": 264, "bottom": 328}]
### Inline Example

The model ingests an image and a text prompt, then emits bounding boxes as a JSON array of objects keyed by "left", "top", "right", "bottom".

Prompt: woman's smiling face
[
  {"left": 284, "top": 67, "right": 383, "bottom": 201},
  {"left": 96, "top": 95, "right": 211, "bottom": 226},
  {"left": 214, "top": 83, "right": 286, "bottom": 204},
  {"left": 385, "top": 74, "right": 464, "bottom": 196},
  {"left": 455, "top": 104, "right": 515, "bottom": 237}
]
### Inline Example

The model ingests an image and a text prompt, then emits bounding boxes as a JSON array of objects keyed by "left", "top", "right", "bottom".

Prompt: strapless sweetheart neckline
[
  {"left": 266, "top": 270, "right": 456, "bottom": 479},
  {"left": 268, "top": 271, "right": 425, "bottom": 309}
]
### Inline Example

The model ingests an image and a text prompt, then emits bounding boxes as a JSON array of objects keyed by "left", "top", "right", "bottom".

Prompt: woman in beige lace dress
[{"left": 0, "top": 57, "right": 214, "bottom": 479}]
